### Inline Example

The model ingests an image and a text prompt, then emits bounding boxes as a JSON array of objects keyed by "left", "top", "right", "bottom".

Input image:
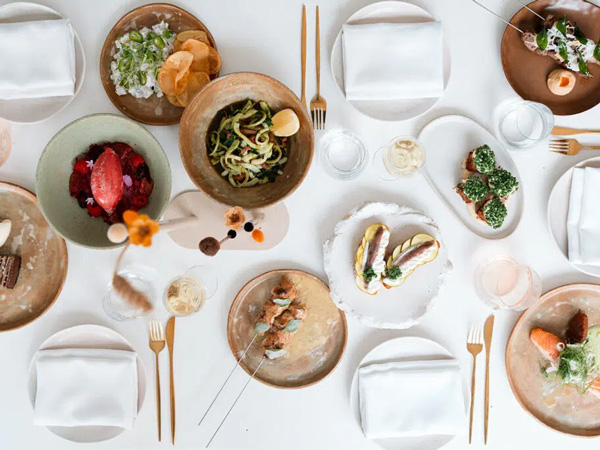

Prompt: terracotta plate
[
  {"left": 501, "top": 0, "right": 600, "bottom": 115},
  {"left": 506, "top": 283, "right": 600, "bottom": 436},
  {"left": 0, "top": 182, "right": 68, "bottom": 332},
  {"left": 100, "top": 3, "right": 218, "bottom": 126},
  {"left": 227, "top": 270, "right": 347, "bottom": 389}
]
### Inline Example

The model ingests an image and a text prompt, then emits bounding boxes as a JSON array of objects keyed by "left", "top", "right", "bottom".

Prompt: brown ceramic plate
[
  {"left": 227, "top": 270, "right": 347, "bottom": 389},
  {"left": 506, "top": 283, "right": 600, "bottom": 436},
  {"left": 501, "top": 0, "right": 600, "bottom": 115},
  {"left": 0, "top": 182, "right": 68, "bottom": 332},
  {"left": 179, "top": 72, "right": 314, "bottom": 209},
  {"left": 100, "top": 3, "right": 218, "bottom": 126}
]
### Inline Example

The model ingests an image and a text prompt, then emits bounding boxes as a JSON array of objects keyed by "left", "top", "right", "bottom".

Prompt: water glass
[
  {"left": 103, "top": 264, "right": 157, "bottom": 321},
  {"left": 497, "top": 100, "right": 554, "bottom": 149},
  {"left": 319, "top": 129, "right": 367, "bottom": 180},
  {"left": 474, "top": 256, "right": 542, "bottom": 311}
]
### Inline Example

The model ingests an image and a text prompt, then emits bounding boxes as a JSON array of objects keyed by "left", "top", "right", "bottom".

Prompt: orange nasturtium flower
[
  {"left": 224, "top": 206, "right": 245, "bottom": 230},
  {"left": 123, "top": 210, "right": 160, "bottom": 247}
]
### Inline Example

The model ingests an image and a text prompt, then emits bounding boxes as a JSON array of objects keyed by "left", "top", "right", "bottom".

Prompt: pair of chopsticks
[{"left": 471, "top": 0, "right": 546, "bottom": 34}]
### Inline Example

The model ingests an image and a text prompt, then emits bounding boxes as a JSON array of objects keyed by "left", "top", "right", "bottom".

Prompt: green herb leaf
[
  {"left": 578, "top": 52, "right": 591, "bottom": 75},
  {"left": 283, "top": 319, "right": 302, "bottom": 333},
  {"left": 385, "top": 266, "right": 402, "bottom": 280},
  {"left": 557, "top": 344, "right": 596, "bottom": 393},
  {"left": 254, "top": 322, "right": 270, "bottom": 334},
  {"left": 558, "top": 40, "right": 569, "bottom": 61},
  {"left": 557, "top": 16, "right": 568, "bottom": 37},
  {"left": 594, "top": 43, "right": 600, "bottom": 61},
  {"left": 362, "top": 267, "right": 377, "bottom": 283},
  {"left": 574, "top": 25, "right": 588, "bottom": 44},
  {"left": 273, "top": 298, "right": 291, "bottom": 307},
  {"left": 265, "top": 348, "right": 287, "bottom": 359},
  {"left": 536, "top": 27, "right": 549, "bottom": 51}
]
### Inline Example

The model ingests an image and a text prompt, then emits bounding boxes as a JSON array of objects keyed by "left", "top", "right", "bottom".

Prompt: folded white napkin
[
  {"left": 358, "top": 359, "right": 464, "bottom": 439},
  {"left": 342, "top": 21, "right": 443, "bottom": 101},
  {"left": 568, "top": 167, "right": 600, "bottom": 266},
  {"left": 0, "top": 19, "right": 75, "bottom": 100},
  {"left": 34, "top": 348, "right": 138, "bottom": 429}
]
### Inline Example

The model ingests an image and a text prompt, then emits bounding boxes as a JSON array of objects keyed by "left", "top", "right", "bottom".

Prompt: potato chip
[
  {"left": 177, "top": 29, "right": 209, "bottom": 45},
  {"left": 162, "top": 51, "right": 194, "bottom": 73},
  {"left": 208, "top": 47, "right": 221, "bottom": 75},
  {"left": 181, "top": 39, "right": 210, "bottom": 73},
  {"left": 176, "top": 71, "right": 210, "bottom": 107},
  {"left": 166, "top": 94, "right": 184, "bottom": 107},
  {"left": 173, "top": 39, "right": 182, "bottom": 52},
  {"left": 157, "top": 68, "right": 177, "bottom": 96},
  {"left": 174, "top": 69, "right": 190, "bottom": 95}
]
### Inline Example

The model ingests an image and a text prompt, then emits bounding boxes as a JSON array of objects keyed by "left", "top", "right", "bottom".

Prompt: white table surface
[{"left": 2, "top": 0, "right": 600, "bottom": 448}]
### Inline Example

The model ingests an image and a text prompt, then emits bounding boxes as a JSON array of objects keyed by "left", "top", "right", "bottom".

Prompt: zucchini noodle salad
[{"left": 209, "top": 100, "right": 289, "bottom": 187}]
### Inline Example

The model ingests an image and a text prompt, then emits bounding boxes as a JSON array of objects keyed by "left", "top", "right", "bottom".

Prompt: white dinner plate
[
  {"left": 0, "top": 2, "right": 86, "bottom": 123},
  {"left": 418, "top": 115, "right": 524, "bottom": 240},
  {"left": 330, "top": 1, "right": 451, "bottom": 122},
  {"left": 323, "top": 202, "right": 452, "bottom": 329},
  {"left": 350, "top": 337, "right": 466, "bottom": 450},
  {"left": 547, "top": 156, "right": 600, "bottom": 277},
  {"left": 28, "top": 324, "right": 146, "bottom": 443}
]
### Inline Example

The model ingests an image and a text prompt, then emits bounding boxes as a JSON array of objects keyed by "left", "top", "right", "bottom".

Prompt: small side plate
[{"left": 418, "top": 115, "right": 524, "bottom": 240}]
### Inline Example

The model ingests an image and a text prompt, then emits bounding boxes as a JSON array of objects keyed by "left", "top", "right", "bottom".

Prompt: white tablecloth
[{"left": 1, "top": 0, "right": 599, "bottom": 449}]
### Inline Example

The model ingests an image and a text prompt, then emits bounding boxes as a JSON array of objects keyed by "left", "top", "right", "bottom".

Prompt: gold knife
[
  {"left": 166, "top": 316, "right": 176, "bottom": 445},
  {"left": 301, "top": 4, "right": 307, "bottom": 111},
  {"left": 483, "top": 314, "right": 494, "bottom": 445},
  {"left": 552, "top": 125, "right": 600, "bottom": 136}
]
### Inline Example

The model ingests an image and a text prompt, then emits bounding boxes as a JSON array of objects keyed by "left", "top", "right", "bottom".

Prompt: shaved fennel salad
[{"left": 209, "top": 100, "right": 289, "bottom": 187}]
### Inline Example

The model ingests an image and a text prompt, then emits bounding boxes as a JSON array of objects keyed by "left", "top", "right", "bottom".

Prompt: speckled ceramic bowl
[{"left": 36, "top": 113, "right": 171, "bottom": 249}]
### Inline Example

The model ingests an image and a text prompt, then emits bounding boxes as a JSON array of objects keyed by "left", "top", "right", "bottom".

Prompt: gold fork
[
  {"left": 549, "top": 138, "right": 600, "bottom": 155},
  {"left": 149, "top": 320, "right": 166, "bottom": 441},
  {"left": 310, "top": 6, "right": 327, "bottom": 130},
  {"left": 467, "top": 322, "right": 484, "bottom": 444}
]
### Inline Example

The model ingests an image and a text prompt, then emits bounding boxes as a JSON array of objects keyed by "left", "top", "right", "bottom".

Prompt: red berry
[
  {"left": 132, "top": 195, "right": 148, "bottom": 208},
  {"left": 74, "top": 160, "right": 90, "bottom": 175},
  {"left": 131, "top": 154, "right": 145, "bottom": 168},
  {"left": 87, "top": 203, "right": 103, "bottom": 217}
]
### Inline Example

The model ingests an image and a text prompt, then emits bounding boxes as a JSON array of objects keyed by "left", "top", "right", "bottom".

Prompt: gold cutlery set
[
  {"left": 467, "top": 314, "right": 494, "bottom": 445},
  {"left": 550, "top": 126, "right": 600, "bottom": 155},
  {"left": 148, "top": 316, "right": 176, "bottom": 444},
  {"left": 301, "top": 5, "right": 327, "bottom": 130}
]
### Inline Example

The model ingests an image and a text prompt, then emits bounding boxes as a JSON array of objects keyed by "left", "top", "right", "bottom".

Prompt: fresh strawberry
[
  {"left": 87, "top": 203, "right": 103, "bottom": 217},
  {"left": 132, "top": 195, "right": 148, "bottom": 208},
  {"left": 73, "top": 159, "right": 90, "bottom": 175},
  {"left": 131, "top": 154, "right": 145, "bottom": 168}
]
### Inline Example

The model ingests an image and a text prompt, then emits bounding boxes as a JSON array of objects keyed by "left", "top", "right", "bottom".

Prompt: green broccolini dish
[
  {"left": 458, "top": 175, "right": 489, "bottom": 202},
  {"left": 488, "top": 168, "right": 519, "bottom": 198}
]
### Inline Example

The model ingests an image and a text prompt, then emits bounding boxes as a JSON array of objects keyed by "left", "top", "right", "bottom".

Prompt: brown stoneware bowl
[
  {"left": 501, "top": 0, "right": 600, "bottom": 115},
  {"left": 100, "top": 3, "right": 218, "bottom": 126},
  {"left": 179, "top": 72, "right": 314, "bottom": 209}
]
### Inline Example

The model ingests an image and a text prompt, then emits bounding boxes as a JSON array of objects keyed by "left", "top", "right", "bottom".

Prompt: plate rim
[
  {"left": 418, "top": 114, "right": 524, "bottom": 240},
  {"left": 99, "top": 2, "right": 218, "bottom": 126},
  {"left": 0, "top": 181, "right": 68, "bottom": 332},
  {"left": 226, "top": 268, "right": 348, "bottom": 389},
  {"left": 0, "top": 1, "right": 86, "bottom": 124},
  {"left": 547, "top": 155, "right": 600, "bottom": 277},
  {"left": 27, "top": 324, "right": 146, "bottom": 443},
  {"left": 329, "top": 0, "right": 450, "bottom": 122},
  {"left": 505, "top": 282, "right": 600, "bottom": 437}
]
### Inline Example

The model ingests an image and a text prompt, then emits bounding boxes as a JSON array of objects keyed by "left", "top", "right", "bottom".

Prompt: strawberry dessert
[{"left": 69, "top": 142, "right": 154, "bottom": 224}]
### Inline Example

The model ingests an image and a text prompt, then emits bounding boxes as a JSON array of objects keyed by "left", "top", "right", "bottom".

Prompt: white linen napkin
[
  {"left": 342, "top": 21, "right": 443, "bottom": 101},
  {"left": 34, "top": 348, "right": 138, "bottom": 429},
  {"left": 0, "top": 19, "right": 75, "bottom": 100},
  {"left": 568, "top": 167, "right": 600, "bottom": 266},
  {"left": 358, "top": 359, "right": 464, "bottom": 439}
]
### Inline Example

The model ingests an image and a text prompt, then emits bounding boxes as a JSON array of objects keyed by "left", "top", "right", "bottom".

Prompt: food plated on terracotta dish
[
  {"left": 324, "top": 202, "right": 452, "bottom": 329},
  {"left": 501, "top": 0, "right": 600, "bottom": 115},
  {"left": 507, "top": 283, "right": 600, "bottom": 436},
  {"left": 227, "top": 270, "right": 347, "bottom": 388},
  {"left": 36, "top": 114, "right": 171, "bottom": 249},
  {"left": 100, "top": 4, "right": 219, "bottom": 125},
  {"left": 179, "top": 73, "right": 313, "bottom": 209}
]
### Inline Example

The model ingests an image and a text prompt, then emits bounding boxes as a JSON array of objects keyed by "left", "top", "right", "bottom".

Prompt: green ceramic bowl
[{"left": 36, "top": 113, "right": 172, "bottom": 249}]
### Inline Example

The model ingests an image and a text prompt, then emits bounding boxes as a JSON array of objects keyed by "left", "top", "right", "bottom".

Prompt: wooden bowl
[
  {"left": 501, "top": 0, "right": 600, "bottom": 115},
  {"left": 0, "top": 182, "right": 67, "bottom": 332},
  {"left": 227, "top": 270, "right": 347, "bottom": 389},
  {"left": 179, "top": 73, "right": 314, "bottom": 209},
  {"left": 100, "top": 3, "right": 218, "bottom": 126},
  {"left": 506, "top": 283, "right": 600, "bottom": 436}
]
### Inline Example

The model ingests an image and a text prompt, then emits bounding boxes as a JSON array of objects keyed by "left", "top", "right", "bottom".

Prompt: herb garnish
[
  {"left": 472, "top": 145, "right": 496, "bottom": 174},
  {"left": 488, "top": 168, "right": 518, "bottom": 198},
  {"left": 557, "top": 344, "right": 596, "bottom": 393},
  {"left": 363, "top": 267, "right": 377, "bottom": 283},
  {"left": 385, "top": 266, "right": 402, "bottom": 280},
  {"left": 536, "top": 27, "right": 549, "bottom": 51},
  {"left": 482, "top": 197, "right": 507, "bottom": 229},
  {"left": 557, "top": 17, "right": 568, "bottom": 37},
  {"left": 594, "top": 43, "right": 600, "bottom": 62},
  {"left": 574, "top": 25, "right": 588, "bottom": 44},
  {"left": 461, "top": 176, "right": 489, "bottom": 202},
  {"left": 558, "top": 40, "right": 569, "bottom": 62},
  {"left": 578, "top": 52, "right": 591, "bottom": 75}
]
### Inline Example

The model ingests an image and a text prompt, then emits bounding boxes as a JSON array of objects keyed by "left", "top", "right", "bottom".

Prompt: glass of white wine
[{"left": 163, "top": 265, "right": 218, "bottom": 316}]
